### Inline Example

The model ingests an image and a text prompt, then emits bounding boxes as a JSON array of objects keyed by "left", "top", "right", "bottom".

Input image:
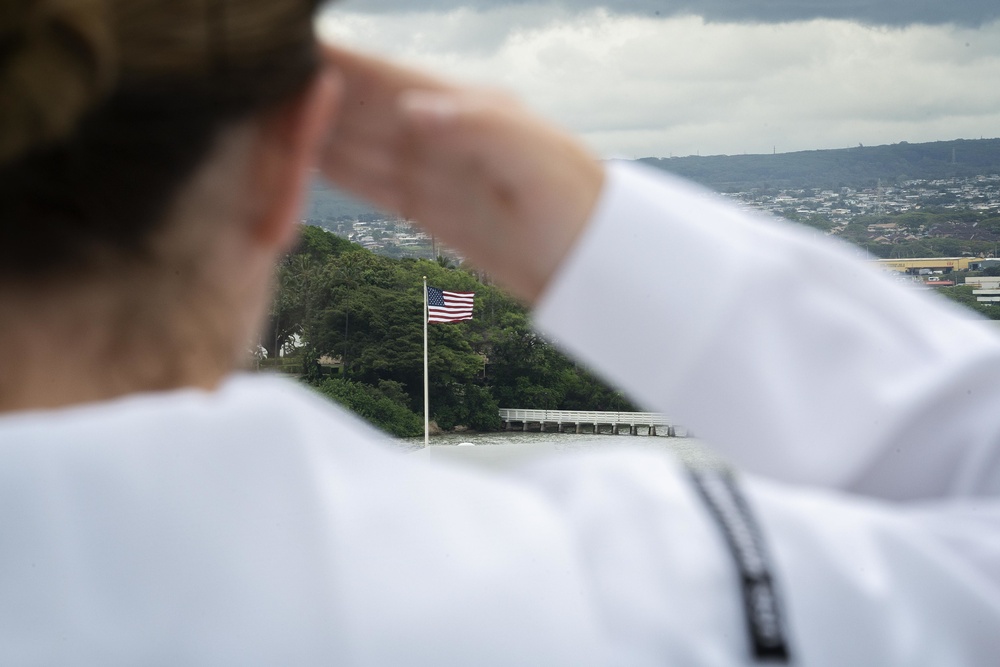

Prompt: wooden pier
[{"left": 498, "top": 408, "right": 680, "bottom": 436}]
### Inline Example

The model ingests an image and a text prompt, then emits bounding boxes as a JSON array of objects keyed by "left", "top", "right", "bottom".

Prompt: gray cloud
[
  {"left": 320, "top": 10, "right": 1000, "bottom": 158},
  {"left": 332, "top": 0, "right": 999, "bottom": 27}
]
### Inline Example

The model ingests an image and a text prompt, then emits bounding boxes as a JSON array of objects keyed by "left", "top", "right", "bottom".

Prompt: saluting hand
[{"left": 318, "top": 43, "right": 605, "bottom": 304}]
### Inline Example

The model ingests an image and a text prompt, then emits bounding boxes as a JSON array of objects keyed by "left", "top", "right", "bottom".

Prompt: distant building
[
  {"left": 973, "top": 259, "right": 1000, "bottom": 271},
  {"left": 876, "top": 257, "right": 977, "bottom": 274},
  {"left": 966, "top": 277, "right": 1000, "bottom": 305}
]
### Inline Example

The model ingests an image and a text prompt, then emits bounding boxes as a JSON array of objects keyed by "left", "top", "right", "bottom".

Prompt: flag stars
[{"left": 427, "top": 286, "right": 475, "bottom": 323}]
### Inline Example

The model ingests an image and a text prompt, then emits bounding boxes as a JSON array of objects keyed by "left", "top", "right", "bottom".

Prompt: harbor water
[{"left": 402, "top": 431, "right": 727, "bottom": 472}]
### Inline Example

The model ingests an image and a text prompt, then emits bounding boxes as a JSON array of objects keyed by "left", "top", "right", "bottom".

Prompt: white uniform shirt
[
  {"left": 1, "top": 162, "right": 998, "bottom": 665},
  {"left": 535, "top": 162, "right": 1000, "bottom": 664}
]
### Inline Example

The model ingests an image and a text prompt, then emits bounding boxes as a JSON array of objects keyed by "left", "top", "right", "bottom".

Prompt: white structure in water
[{"left": 498, "top": 408, "right": 682, "bottom": 436}]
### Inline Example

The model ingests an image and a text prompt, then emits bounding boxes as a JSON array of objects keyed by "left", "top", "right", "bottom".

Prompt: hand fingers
[
  {"left": 400, "top": 89, "right": 521, "bottom": 147},
  {"left": 314, "top": 44, "right": 604, "bottom": 303},
  {"left": 320, "top": 43, "right": 454, "bottom": 114},
  {"left": 318, "top": 43, "right": 457, "bottom": 209}
]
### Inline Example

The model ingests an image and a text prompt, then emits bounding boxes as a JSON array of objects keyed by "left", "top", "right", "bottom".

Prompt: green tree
[
  {"left": 315, "top": 378, "right": 423, "bottom": 437},
  {"left": 269, "top": 225, "right": 639, "bottom": 433}
]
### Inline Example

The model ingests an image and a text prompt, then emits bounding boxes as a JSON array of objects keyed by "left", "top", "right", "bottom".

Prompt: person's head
[{"left": 0, "top": 0, "right": 340, "bottom": 407}]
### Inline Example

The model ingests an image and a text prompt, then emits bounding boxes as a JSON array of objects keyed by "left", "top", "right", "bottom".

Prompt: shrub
[{"left": 314, "top": 378, "right": 423, "bottom": 437}]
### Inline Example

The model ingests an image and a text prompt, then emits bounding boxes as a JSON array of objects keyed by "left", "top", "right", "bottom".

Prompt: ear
[{"left": 248, "top": 65, "right": 344, "bottom": 251}]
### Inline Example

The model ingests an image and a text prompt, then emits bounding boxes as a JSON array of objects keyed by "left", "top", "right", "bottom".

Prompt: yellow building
[{"left": 875, "top": 257, "right": 982, "bottom": 274}]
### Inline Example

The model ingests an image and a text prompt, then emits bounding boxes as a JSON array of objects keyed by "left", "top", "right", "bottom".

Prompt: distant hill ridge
[
  {"left": 305, "top": 138, "right": 1000, "bottom": 220},
  {"left": 638, "top": 138, "right": 1000, "bottom": 192}
]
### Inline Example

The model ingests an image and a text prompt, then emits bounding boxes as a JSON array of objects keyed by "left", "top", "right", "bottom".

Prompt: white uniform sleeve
[
  {"left": 534, "top": 161, "right": 1000, "bottom": 500},
  {"left": 520, "top": 449, "right": 1000, "bottom": 667},
  {"left": 529, "top": 161, "right": 1000, "bottom": 665}
]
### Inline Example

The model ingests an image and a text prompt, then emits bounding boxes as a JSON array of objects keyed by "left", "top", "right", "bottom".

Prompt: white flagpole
[{"left": 423, "top": 276, "right": 429, "bottom": 448}]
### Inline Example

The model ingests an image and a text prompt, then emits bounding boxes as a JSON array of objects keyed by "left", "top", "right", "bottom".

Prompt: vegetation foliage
[
  {"left": 265, "top": 226, "right": 635, "bottom": 436},
  {"left": 313, "top": 378, "right": 423, "bottom": 438}
]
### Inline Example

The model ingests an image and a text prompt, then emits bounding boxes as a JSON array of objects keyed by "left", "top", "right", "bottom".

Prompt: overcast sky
[{"left": 318, "top": 1, "right": 1000, "bottom": 158}]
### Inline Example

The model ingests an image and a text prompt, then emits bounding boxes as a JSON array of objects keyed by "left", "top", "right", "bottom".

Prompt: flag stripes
[{"left": 427, "top": 286, "right": 474, "bottom": 323}]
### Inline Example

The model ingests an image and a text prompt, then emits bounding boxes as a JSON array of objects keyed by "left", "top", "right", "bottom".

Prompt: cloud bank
[
  {"left": 320, "top": 6, "right": 1000, "bottom": 158},
  {"left": 333, "top": 0, "right": 1000, "bottom": 28}
]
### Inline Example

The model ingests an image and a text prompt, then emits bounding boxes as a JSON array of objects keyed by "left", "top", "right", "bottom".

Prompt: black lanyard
[{"left": 689, "top": 467, "right": 792, "bottom": 663}]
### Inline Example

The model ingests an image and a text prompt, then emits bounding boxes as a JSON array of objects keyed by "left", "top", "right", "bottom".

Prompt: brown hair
[{"left": 0, "top": 0, "right": 322, "bottom": 279}]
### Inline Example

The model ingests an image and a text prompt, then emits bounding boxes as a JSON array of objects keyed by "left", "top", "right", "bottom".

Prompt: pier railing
[{"left": 498, "top": 408, "right": 681, "bottom": 436}]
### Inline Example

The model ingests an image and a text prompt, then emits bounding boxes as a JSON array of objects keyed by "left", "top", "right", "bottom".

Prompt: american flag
[{"left": 427, "top": 286, "right": 475, "bottom": 323}]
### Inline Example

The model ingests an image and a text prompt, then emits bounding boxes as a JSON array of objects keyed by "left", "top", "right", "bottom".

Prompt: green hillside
[
  {"left": 639, "top": 138, "right": 1000, "bottom": 191},
  {"left": 307, "top": 139, "right": 1000, "bottom": 221}
]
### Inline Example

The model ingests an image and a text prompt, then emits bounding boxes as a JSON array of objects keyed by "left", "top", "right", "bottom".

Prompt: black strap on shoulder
[{"left": 688, "top": 466, "right": 792, "bottom": 663}]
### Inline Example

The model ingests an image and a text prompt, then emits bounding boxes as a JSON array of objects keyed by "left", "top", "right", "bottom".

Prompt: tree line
[{"left": 263, "top": 226, "right": 635, "bottom": 437}]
